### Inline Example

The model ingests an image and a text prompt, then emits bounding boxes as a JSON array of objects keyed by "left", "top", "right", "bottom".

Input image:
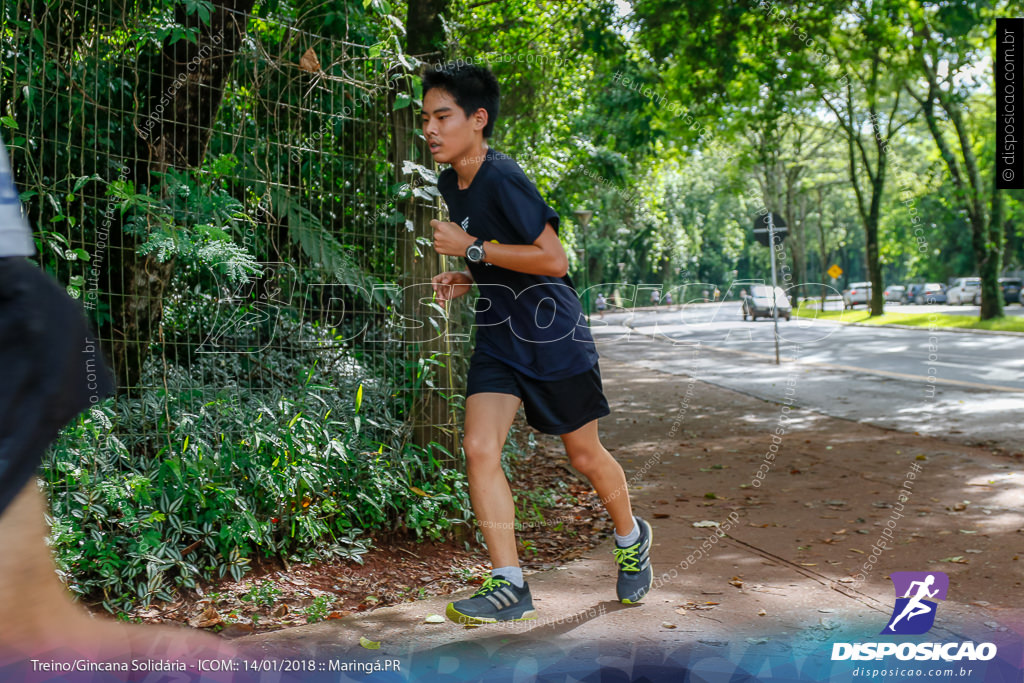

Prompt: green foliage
[
  {"left": 3, "top": 0, "right": 476, "bottom": 620},
  {"left": 241, "top": 580, "right": 283, "bottom": 607},
  {"left": 43, "top": 334, "right": 472, "bottom": 612},
  {"left": 303, "top": 595, "right": 335, "bottom": 623}
]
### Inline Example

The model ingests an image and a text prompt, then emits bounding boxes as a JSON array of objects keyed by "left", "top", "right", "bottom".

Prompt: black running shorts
[
  {"left": 466, "top": 351, "right": 611, "bottom": 435},
  {"left": 0, "top": 257, "right": 114, "bottom": 517}
]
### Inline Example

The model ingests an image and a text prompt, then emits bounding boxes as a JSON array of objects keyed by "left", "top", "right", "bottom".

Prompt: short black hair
[{"left": 422, "top": 63, "right": 500, "bottom": 138}]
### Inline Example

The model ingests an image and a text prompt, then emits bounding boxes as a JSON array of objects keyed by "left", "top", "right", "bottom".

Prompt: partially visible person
[
  {"left": 595, "top": 292, "right": 607, "bottom": 318},
  {"left": 663, "top": 291, "right": 672, "bottom": 309},
  {"left": 0, "top": 135, "right": 236, "bottom": 669}
]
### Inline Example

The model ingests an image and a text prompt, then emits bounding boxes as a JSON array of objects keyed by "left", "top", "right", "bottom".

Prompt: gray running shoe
[
  {"left": 446, "top": 576, "right": 537, "bottom": 624},
  {"left": 615, "top": 516, "right": 653, "bottom": 603}
]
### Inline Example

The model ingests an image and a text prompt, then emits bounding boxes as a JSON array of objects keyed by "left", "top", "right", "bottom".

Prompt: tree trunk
[
  {"left": 981, "top": 164, "right": 1005, "bottom": 319},
  {"left": 106, "top": 0, "right": 256, "bottom": 392},
  {"left": 912, "top": 69, "right": 1004, "bottom": 321},
  {"left": 393, "top": 0, "right": 456, "bottom": 459},
  {"left": 816, "top": 188, "right": 830, "bottom": 305},
  {"left": 866, "top": 155, "right": 886, "bottom": 316}
]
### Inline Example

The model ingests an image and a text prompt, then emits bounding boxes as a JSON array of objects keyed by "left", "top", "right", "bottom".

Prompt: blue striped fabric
[{"left": 0, "top": 136, "right": 35, "bottom": 257}]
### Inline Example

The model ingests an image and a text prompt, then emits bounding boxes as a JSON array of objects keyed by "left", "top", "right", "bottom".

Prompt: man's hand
[
  {"left": 431, "top": 219, "right": 475, "bottom": 257},
  {"left": 431, "top": 270, "right": 473, "bottom": 303}
]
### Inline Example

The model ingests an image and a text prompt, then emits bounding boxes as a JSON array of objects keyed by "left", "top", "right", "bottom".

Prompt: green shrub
[{"left": 42, "top": 336, "right": 472, "bottom": 613}]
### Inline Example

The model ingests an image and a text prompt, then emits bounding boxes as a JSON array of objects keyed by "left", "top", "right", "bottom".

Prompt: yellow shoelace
[
  {"left": 473, "top": 576, "right": 511, "bottom": 596},
  {"left": 614, "top": 544, "right": 640, "bottom": 572}
]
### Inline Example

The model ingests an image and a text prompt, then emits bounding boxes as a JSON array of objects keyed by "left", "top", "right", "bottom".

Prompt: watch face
[{"left": 467, "top": 245, "right": 484, "bottom": 262}]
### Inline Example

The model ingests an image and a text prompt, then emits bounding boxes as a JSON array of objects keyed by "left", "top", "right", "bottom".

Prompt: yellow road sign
[{"left": 827, "top": 264, "right": 843, "bottom": 279}]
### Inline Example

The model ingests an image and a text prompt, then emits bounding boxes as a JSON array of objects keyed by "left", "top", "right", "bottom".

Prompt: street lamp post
[{"left": 574, "top": 209, "right": 594, "bottom": 324}]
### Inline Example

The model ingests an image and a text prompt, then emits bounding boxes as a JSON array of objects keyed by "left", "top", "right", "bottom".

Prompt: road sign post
[
  {"left": 753, "top": 212, "right": 788, "bottom": 365},
  {"left": 768, "top": 214, "right": 780, "bottom": 365}
]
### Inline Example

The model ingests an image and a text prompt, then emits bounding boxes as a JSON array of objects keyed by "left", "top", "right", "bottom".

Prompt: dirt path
[{"left": 237, "top": 353, "right": 1024, "bottom": 680}]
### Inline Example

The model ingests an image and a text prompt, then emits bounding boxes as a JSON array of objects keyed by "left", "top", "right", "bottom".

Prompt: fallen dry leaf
[
  {"left": 300, "top": 48, "right": 321, "bottom": 72},
  {"left": 190, "top": 607, "right": 222, "bottom": 629},
  {"left": 359, "top": 636, "right": 381, "bottom": 649}
]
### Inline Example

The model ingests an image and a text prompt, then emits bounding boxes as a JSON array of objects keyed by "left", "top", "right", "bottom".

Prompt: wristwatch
[{"left": 465, "top": 237, "right": 486, "bottom": 263}]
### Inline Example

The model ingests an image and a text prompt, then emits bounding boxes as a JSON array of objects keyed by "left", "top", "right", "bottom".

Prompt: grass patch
[{"left": 794, "top": 303, "right": 1024, "bottom": 332}]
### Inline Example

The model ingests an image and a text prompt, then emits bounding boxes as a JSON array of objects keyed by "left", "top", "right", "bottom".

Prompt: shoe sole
[
  {"left": 445, "top": 602, "right": 538, "bottom": 625},
  {"left": 621, "top": 518, "right": 654, "bottom": 604}
]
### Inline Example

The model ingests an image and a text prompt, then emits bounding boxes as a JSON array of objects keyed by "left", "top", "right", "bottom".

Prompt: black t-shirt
[{"left": 437, "top": 149, "right": 598, "bottom": 380}]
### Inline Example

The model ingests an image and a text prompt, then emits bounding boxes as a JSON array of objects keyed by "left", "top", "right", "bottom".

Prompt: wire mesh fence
[{"left": 1, "top": 0, "right": 470, "bottom": 609}]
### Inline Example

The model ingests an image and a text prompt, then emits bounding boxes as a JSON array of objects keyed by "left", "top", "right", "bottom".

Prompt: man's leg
[
  {"left": 560, "top": 419, "right": 634, "bottom": 535},
  {"left": 561, "top": 419, "right": 653, "bottom": 604},
  {"left": 446, "top": 392, "right": 538, "bottom": 624},
  {"left": 463, "top": 392, "right": 522, "bottom": 568},
  {"left": 0, "top": 480, "right": 236, "bottom": 661}
]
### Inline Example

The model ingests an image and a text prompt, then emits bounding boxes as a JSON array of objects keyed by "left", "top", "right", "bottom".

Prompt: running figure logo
[{"left": 882, "top": 571, "right": 949, "bottom": 635}]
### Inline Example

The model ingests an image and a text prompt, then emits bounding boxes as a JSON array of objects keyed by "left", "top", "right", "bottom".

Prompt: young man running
[{"left": 423, "top": 64, "right": 653, "bottom": 624}]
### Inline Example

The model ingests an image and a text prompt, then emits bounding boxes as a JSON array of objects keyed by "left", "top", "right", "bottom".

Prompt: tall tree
[
  {"left": 813, "top": 0, "right": 919, "bottom": 316},
  {"left": 743, "top": 112, "right": 841, "bottom": 295},
  {"left": 902, "top": 0, "right": 1004, "bottom": 319}
]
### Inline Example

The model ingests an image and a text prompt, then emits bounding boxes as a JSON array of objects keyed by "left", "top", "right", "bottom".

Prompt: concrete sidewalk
[{"left": 237, "top": 353, "right": 1024, "bottom": 681}]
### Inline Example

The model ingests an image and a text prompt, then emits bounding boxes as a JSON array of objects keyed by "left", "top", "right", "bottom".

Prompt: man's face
[{"left": 421, "top": 88, "right": 486, "bottom": 164}]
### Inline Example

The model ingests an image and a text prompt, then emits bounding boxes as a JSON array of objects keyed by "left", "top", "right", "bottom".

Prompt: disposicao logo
[
  {"left": 831, "top": 570, "right": 997, "bottom": 662},
  {"left": 882, "top": 571, "right": 948, "bottom": 635}
]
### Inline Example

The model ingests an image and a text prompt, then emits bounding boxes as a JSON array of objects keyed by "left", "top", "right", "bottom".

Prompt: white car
[
  {"left": 842, "top": 282, "right": 872, "bottom": 309},
  {"left": 946, "top": 277, "right": 981, "bottom": 305},
  {"left": 742, "top": 285, "right": 792, "bottom": 321}
]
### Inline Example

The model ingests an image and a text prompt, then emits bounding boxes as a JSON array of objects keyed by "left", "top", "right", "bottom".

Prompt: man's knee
[
  {"left": 462, "top": 435, "right": 502, "bottom": 467},
  {"left": 567, "top": 447, "right": 605, "bottom": 474}
]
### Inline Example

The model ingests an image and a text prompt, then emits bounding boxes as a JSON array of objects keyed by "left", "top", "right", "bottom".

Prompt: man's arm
[
  {"left": 430, "top": 268, "right": 474, "bottom": 303},
  {"left": 432, "top": 220, "right": 568, "bottom": 278}
]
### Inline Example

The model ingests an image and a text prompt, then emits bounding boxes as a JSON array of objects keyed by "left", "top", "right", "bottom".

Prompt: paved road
[
  {"left": 239, "top": 359, "right": 1024, "bottom": 682},
  {"left": 591, "top": 303, "right": 1024, "bottom": 452}
]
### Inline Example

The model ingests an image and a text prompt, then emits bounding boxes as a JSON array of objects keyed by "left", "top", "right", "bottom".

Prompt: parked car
[
  {"left": 998, "top": 277, "right": 1022, "bottom": 305},
  {"left": 842, "top": 282, "right": 872, "bottom": 309},
  {"left": 946, "top": 277, "right": 981, "bottom": 305},
  {"left": 884, "top": 285, "right": 907, "bottom": 303},
  {"left": 907, "top": 283, "right": 947, "bottom": 305},
  {"left": 742, "top": 284, "right": 792, "bottom": 321}
]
